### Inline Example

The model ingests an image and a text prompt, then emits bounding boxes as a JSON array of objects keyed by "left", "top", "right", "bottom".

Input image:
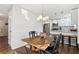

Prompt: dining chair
[
  {"left": 29, "top": 31, "right": 40, "bottom": 52},
  {"left": 29, "top": 31, "right": 38, "bottom": 38},
  {"left": 24, "top": 31, "right": 38, "bottom": 52},
  {"left": 41, "top": 34, "right": 62, "bottom": 54}
]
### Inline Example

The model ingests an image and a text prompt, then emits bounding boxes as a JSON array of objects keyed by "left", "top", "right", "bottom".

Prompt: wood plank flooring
[
  {"left": 14, "top": 44, "right": 79, "bottom": 54},
  {"left": 0, "top": 36, "right": 79, "bottom": 54},
  {"left": 0, "top": 36, "right": 8, "bottom": 50},
  {"left": 59, "top": 44, "right": 79, "bottom": 54},
  {"left": 0, "top": 36, "right": 15, "bottom": 54}
]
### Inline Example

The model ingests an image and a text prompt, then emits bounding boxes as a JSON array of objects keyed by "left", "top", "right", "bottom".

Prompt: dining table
[{"left": 22, "top": 36, "right": 54, "bottom": 51}]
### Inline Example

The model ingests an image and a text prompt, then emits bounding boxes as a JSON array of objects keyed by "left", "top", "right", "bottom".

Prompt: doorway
[{"left": 0, "top": 16, "right": 8, "bottom": 50}]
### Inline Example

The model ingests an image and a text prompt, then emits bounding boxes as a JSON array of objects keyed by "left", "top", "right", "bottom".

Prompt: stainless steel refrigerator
[{"left": 43, "top": 23, "right": 50, "bottom": 35}]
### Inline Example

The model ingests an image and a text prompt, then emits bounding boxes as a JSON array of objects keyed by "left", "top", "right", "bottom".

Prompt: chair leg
[
  {"left": 62, "top": 35, "right": 64, "bottom": 45},
  {"left": 76, "top": 37, "right": 78, "bottom": 48},
  {"left": 68, "top": 36, "right": 71, "bottom": 46}
]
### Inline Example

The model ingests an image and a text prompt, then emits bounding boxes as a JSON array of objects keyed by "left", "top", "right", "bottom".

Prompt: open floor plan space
[{"left": 0, "top": 4, "right": 79, "bottom": 54}]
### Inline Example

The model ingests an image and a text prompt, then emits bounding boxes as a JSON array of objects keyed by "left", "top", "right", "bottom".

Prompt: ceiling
[
  {"left": 0, "top": 4, "right": 12, "bottom": 16},
  {"left": 0, "top": 4, "right": 78, "bottom": 19},
  {"left": 18, "top": 4, "right": 78, "bottom": 19}
]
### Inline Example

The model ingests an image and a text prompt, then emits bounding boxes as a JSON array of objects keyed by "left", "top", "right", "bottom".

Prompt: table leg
[
  {"left": 39, "top": 50, "right": 43, "bottom": 54},
  {"left": 24, "top": 46, "right": 28, "bottom": 53}
]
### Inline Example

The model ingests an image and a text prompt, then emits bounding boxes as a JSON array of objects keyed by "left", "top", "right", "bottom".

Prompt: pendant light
[{"left": 37, "top": 5, "right": 49, "bottom": 21}]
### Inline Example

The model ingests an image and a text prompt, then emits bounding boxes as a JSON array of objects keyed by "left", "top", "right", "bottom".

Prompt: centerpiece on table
[{"left": 39, "top": 32, "right": 46, "bottom": 38}]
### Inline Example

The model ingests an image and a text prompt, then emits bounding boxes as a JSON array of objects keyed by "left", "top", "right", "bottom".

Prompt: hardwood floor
[
  {"left": 0, "top": 36, "right": 79, "bottom": 54},
  {"left": 0, "top": 36, "right": 8, "bottom": 50},
  {"left": 15, "top": 44, "right": 79, "bottom": 54},
  {"left": 59, "top": 44, "right": 79, "bottom": 54},
  {"left": 0, "top": 36, "right": 15, "bottom": 54}
]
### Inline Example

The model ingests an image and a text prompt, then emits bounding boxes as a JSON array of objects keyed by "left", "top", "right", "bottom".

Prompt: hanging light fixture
[
  {"left": 37, "top": 15, "right": 43, "bottom": 21},
  {"left": 37, "top": 5, "right": 49, "bottom": 21}
]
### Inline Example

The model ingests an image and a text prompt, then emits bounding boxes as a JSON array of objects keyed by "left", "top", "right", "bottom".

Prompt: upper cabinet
[
  {"left": 71, "top": 9, "right": 78, "bottom": 26},
  {"left": 51, "top": 13, "right": 71, "bottom": 27}
]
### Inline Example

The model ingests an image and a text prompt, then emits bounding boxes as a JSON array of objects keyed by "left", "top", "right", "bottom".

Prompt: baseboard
[{"left": 8, "top": 44, "right": 12, "bottom": 50}]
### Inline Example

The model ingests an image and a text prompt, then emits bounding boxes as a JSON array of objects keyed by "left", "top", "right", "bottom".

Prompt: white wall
[{"left": 8, "top": 5, "right": 43, "bottom": 50}]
